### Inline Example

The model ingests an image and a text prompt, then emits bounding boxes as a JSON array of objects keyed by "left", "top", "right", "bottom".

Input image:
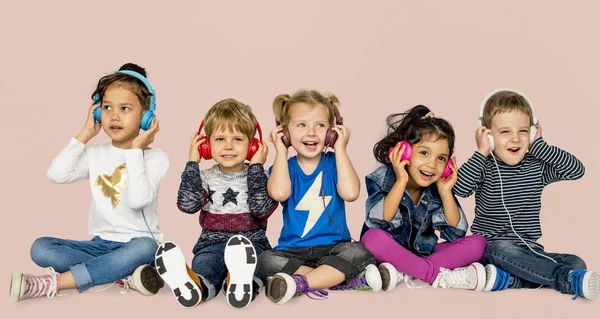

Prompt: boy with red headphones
[{"left": 155, "top": 98, "right": 277, "bottom": 309}]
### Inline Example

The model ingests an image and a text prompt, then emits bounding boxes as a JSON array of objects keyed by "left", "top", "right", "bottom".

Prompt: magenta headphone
[
  {"left": 277, "top": 105, "right": 343, "bottom": 149},
  {"left": 389, "top": 140, "right": 454, "bottom": 178},
  {"left": 197, "top": 120, "right": 263, "bottom": 161}
]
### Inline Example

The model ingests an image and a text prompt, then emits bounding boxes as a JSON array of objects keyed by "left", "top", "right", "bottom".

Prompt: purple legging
[{"left": 361, "top": 228, "right": 487, "bottom": 284}]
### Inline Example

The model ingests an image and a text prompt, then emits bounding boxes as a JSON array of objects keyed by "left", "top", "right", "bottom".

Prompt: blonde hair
[
  {"left": 272, "top": 90, "right": 340, "bottom": 128},
  {"left": 482, "top": 90, "right": 533, "bottom": 128},
  {"left": 204, "top": 98, "right": 257, "bottom": 140}
]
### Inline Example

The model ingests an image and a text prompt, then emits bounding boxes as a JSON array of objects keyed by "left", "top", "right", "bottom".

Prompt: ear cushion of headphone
[
  {"left": 247, "top": 137, "right": 260, "bottom": 160},
  {"left": 198, "top": 137, "right": 211, "bottom": 160},
  {"left": 441, "top": 159, "right": 454, "bottom": 178},
  {"left": 93, "top": 93, "right": 102, "bottom": 122},
  {"left": 325, "top": 128, "right": 339, "bottom": 148},
  {"left": 140, "top": 111, "right": 155, "bottom": 130},
  {"left": 388, "top": 141, "right": 412, "bottom": 161},
  {"left": 280, "top": 128, "right": 292, "bottom": 148},
  {"left": 487, "top": 134, "right": 495, "bottom": 152},
  {"left": 530, "top": 124, "right": 537, "bottom": 143}
]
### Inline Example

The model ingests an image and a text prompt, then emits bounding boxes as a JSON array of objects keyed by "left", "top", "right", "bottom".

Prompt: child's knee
[
  {"left": 361, "top": 228, "right": 390, "bottom": 249},
  {"left": 256, "top": 250, "right": 286, "bottom": 279},
  {"left": 128, "top": 237, "right": 158, "bottom": 261},
  {"left": 30, "top": 237, "right": 56, "bottom": 266}
]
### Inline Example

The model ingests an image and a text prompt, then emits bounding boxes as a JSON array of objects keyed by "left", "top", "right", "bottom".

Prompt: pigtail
[{"left": 273, "top": 94, "right": 291, "bottom": 126}]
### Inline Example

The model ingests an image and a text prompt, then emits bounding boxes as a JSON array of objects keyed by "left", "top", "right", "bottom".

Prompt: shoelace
[
  {"left": 292, "top": 275, "right": 328, "bottom": 300},
  {"left": 403, "top": 276, "right": 426, "bottom": 289},
  {"left": 93, "top": 277, "right": 134, "bottom": 294},
  {"left": 570, "top": 269, "right": 586, "bottom": 300},
  {"left": 25, "top": 267, "right": 60, "bottom": 298},
  {"left": 435, "top": 267, "right": 472, "bottom": 289},
  {"left": 331, "top": 274, "right": 367, "bottom": 291}
]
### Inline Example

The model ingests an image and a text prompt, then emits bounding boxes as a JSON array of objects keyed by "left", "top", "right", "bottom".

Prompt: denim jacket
[{"left": 362, "top": 165, "right": 468, "bottom": 256}]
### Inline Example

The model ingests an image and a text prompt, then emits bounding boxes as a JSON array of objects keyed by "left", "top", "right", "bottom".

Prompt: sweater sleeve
[
  {"left": 247, "top": 163, "right": 278, "bottom": 220},
  {"left": 124, "top": 149, "right": 170, "bottom": 210},
  {"left": 453, "top": 151, "right": 487, "bottom": 198},
  {"left": 47, "top": 138, "right": 89, "bottom": 184},
  {"left": 528, "top": 137, "right": 585, "bottom": 185},
  {"left": 176, "top": 161, "right": 207, "bottom": 214}
]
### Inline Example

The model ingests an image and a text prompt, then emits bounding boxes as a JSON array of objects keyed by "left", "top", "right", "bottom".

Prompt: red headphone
[
  {"left": 277, "top": 106, "right": 343, "bottom": 149},
  {"left": 197, "top": 120, "right": 263, "bottom": 161}
]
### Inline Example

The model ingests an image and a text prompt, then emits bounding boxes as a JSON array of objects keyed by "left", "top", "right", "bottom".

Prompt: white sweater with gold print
[{"left": 47, "top": 138, "right": 169, "bottom": 243}]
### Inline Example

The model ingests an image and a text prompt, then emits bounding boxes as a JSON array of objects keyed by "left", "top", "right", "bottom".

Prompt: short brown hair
[
  {"left": 481, "top": 90, "right": 533, "bottom": 128},
  {"left": 204, "top": 98, "right": 257, "bottom": 141}
]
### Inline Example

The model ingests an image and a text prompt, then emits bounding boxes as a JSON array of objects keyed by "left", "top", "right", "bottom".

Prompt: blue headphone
[{"left": 92, "top": 70, "right": 157, "bottom": 130}]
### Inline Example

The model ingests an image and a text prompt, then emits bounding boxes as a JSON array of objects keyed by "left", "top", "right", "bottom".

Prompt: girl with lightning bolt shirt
[{"left": 257, "top": 90, "right": 381, "bottom": 305}]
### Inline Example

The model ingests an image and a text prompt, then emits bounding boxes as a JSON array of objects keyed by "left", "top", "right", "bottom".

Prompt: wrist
[
  {"left": 476, "top": 149, "right": 489, "bottom": 157},
  {"left": 75, "top": 132, "right": 91, "bottom": 144}
]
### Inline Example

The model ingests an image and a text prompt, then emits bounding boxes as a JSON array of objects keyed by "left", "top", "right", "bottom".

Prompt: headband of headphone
[{"left": 478, "top": 88, "right": 536, "bottom": 127}]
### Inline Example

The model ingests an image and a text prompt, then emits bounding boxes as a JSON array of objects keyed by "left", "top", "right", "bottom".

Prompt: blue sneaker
[
  {"left": 483, "top": 264, "right": 511, "bottom": 292},
  {"left": 568, "top": 269, "right": 600, "bottom": 300}
]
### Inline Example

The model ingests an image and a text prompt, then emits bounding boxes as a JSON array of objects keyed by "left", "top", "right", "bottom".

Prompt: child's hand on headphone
[
  {"left": 436, "top": 157, "right": 458, "bottom": 194},
  {"left": 389, "top": 143, "right": 410, "bottom": 186},
  {"left": 131, "top": 118, "right": 160, "bottom": 150},
  {"left": 533, "top": 120, "right": 542, "bottom": 141},
  {"left": 332, "top": 125, "right": 351, "bottom": 152},
  {"left": 250, "top": 141, "right": 268, "bottom": 165},
  {"left": 475, "top": 126, "right": 492, "bottom": 157},
  {"left": 76, "top": 103, "right": 102, "bottom": 144},
  {"left": 189, "top": 132, "right": 205, "bottom": 163},
  {"left": 269, "top": 127, "right": 288, "bottom": 154}
]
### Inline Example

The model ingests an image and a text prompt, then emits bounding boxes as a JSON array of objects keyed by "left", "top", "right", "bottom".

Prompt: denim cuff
[
  {"left": 70, "top": 262, "right": 93, "bottom": 293},
  {"left": 197, "top": 274, "right": 216, "bottom": 302}
]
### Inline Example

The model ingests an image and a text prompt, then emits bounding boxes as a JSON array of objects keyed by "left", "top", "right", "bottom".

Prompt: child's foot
[
  {"left": 222, "top": 276, "right": 262, "bottom": 302},
  {"left": 432, "top": 262, "right": 486, "bottom": 291},
  {"left": 329, "top": 264, "right": 382, "bottom": 292},
  {"left": 483, "top": 264, "right": 511, "bottom": 292},
  {"left": 118, "top": 264, "right": 164, "bottom": 296},
  {"left": 568, "top": 269, "right": 600, "bottom": 300},
  {"left": 378, "top": 263, "right": 409, "bottom": 291},
  {"left": 266, "top": 273, "right": 328, "bottom": 305},
  {"left": 9, "top": 267, "right": 60, "bottom": 302},
  {"left": 155, "top": 241, "right": 203, "bottom": 308},
  {"left": 223, "top": 235, "right": 257, "bottom": 308}
]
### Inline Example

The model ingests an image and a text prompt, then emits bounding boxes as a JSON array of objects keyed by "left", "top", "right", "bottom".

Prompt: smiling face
[
  {"left": 209, "top": 122, "right": 250, "bottom": 173},
  {"left": 406, "top": 134, "right": 451, "bottom": 188},
  {"left": 490, "top": 110, "right": 532, "bottom": 165},
  {"left": 100, "top": 85, "right": 144, "bottom": 149},
  {"left": 287, "top": 103, "right": 331, "bottom": 162}
]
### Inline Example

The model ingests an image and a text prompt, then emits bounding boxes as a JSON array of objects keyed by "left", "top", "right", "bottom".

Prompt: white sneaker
[
  {"left": 379, "top": 263, "right": 407, "bottom": 291},
  {"left": 119, "top": 264, "right": 164, "bottom": 296},
  {"left": 432, "top": 262, "right": 486, "bottom": 291}
]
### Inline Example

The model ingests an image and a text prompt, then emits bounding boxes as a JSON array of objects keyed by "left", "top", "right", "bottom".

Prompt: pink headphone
[
  {"left": 389, "top": 141, "right": 454, "bottom": 178},
  {"left": 197, "top": 120, "right": 263, "bottom": 161}
]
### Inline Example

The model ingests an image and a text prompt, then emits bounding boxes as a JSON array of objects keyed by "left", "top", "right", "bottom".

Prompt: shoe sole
[
  {"left": 133, "top": 265, "right": 164, "bottom": 296},
  {"left": 583, "top": 270, "right": 600, "bottom": 300},
  {"left": 379, "top": 263, "right": 398, "bottom": 291},
  {"left": 9, "top": 271, "right": 24, "bottom": 303},
  {"left": 364, "top": 264, "right": 382, "bottom": 292},
  {"left": 266, "top": 273, "right": 296, "bottom": 304},
  {"left": 224, "top": 235, "right": 257, "bottom": 308},
  {"left": 473, "top": 263, "right": 487, "bottom": 291},
  {"left": 483, "top": 264, "right": 497, "bottom": 292},
  {"left": 155, "top": 241, "right": 202, "bottom": 308}
]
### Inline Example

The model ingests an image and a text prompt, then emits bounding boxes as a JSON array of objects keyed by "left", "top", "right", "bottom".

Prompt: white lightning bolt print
[{"left": 296, "top": 171, "right": 332, "bottom": 238}]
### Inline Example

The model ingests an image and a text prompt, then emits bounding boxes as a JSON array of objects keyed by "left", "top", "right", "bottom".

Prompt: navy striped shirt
[{"left": 453, "top": 138, "right": 584, "bottom": 249}]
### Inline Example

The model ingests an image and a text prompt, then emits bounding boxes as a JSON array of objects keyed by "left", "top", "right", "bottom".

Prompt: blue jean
[
  {"left": 191, "top": 241, "right": 264, "bottom": 302},
  {"left": 30, "top": 236, "right": 158, "bottom": 293},
  {"left": 481, "top": 240, "right": 587, "bottom": 294}
]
